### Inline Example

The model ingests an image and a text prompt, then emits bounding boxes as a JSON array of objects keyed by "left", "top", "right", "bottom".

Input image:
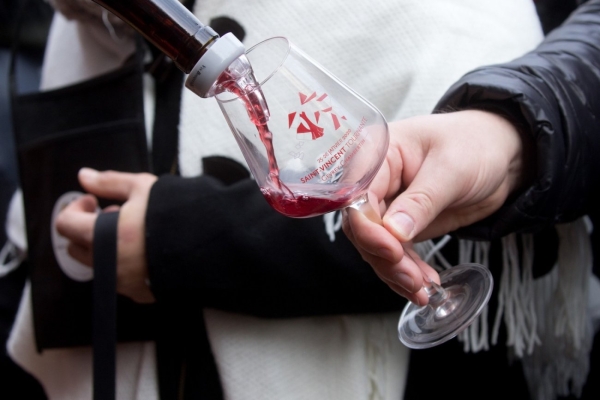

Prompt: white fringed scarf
[{"left": 406, "top": 218, "right": 597, "bottom": 400}]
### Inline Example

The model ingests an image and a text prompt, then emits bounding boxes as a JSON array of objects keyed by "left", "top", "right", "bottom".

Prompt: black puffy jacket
[
  {"left": 435, "top": 0, "right": 600, "bottom": 242},
  {"left": 404, "top": 6, "right": 600, "bottom": 400}
]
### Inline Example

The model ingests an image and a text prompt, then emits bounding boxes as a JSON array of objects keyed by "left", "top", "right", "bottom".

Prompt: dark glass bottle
[
  {"left": 92, "top": 0, "right": 216, "bottom": 73},
  {"left": 91, "top": 0, "right": 248, "bottom": 97}
]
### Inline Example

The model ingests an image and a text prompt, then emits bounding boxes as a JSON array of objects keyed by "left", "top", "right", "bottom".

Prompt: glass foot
[{"left": 398, "top": 263, "right": 493, "bottom": 349}]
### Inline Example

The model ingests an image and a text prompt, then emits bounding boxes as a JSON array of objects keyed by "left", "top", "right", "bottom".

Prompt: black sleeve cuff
[{"left": 144, "top": 169, "right": 404, "bottom": 317}]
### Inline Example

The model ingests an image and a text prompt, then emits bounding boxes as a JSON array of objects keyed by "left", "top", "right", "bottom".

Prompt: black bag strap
[
  {"left": 143, "top": 0, "right": 203, "bottom": 177},
  {"left": 146, "top": 47, "right": 184, "bottom": 176},
  {"left": 92, "top": 211, "right": 120, "bottom": 400},
  {"left": 145, "top": 0, "right": 247, "bottom": 177}
]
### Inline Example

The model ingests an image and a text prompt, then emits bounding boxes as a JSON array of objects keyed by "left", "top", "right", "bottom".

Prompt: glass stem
[{"left": 420, "top": 271, "right": 448, "bottom": 308}]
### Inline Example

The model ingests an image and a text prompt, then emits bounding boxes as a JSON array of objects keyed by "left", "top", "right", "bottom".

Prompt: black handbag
[
  {"left": 10, "top": 1, "right": 241, "bottom": 398},
  {"left": 9, "top": 34, "right": 163, "bottom": 352},
  {"left": 8, "top": 4, "right": 189, "bottom": 392}
]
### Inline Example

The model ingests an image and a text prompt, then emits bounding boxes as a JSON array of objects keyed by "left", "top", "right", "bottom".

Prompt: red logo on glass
[{"left": 288, "top": 91, "right": 346, "bottom": 140}]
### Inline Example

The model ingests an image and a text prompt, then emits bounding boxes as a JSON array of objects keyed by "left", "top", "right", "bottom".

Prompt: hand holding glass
[{"left": 215, "top": 37, "right": 492, "bottom": 349}]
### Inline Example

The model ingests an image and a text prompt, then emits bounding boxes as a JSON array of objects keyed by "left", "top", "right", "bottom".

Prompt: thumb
[
  {"left": 78, "top": 168, "right": 138, "bottom": 201},
  {"left": 382, "top": 160, "right": 462, "bottom": 242}
]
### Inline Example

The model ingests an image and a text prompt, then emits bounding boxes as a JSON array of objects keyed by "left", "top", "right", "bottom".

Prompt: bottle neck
[{"left": 92, "top": 0, "right": 218, "bottom": 73}]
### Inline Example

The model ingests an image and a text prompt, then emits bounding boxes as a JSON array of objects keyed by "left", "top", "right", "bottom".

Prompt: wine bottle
[{"left": 91, "top": 0, "right": 246, "bottom": 98}]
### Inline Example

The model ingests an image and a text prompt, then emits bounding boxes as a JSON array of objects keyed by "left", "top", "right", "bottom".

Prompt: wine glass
[
  {"left": 215, "top": 36, "right": 388, "bottom": 217},
  {"left": 214, "top": 36, "right": 493, "bottom": 349}
]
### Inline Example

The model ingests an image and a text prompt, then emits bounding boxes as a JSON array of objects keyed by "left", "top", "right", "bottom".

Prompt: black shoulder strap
[
  {"left": 145, "top": 0, "right": 201, "bottom": 176},
  {"left": 92, "top": 211, "right": 120, "bottom": 400},
  {"left": 147, "top": 48, "right": 184, "bottom": 176},
  {"left": 146, "top": 0, "right": 247, "bottom": 177}
]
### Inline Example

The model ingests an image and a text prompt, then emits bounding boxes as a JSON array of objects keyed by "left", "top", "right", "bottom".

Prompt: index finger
[{"left": 345, "top": 204, "right": 403, "bottom": 263}]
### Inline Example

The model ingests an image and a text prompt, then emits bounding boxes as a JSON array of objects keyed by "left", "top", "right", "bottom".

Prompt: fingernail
[
  {"left": 394, "top": 272, "right": 415, "bottom": 292},
  {"left": 416, "top": 288, "right": 428, "bottom": 306},
  {"left": 79, "top": 168, "right": 98, "bottom": 182},
  {"left": 389, "top": 212, "right": 415, "bottom": 240}
]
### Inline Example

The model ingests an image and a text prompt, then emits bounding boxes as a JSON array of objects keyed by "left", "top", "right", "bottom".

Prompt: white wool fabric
[
  {"left": 8, "top": 283, "right": 158, "bottom": 400},
  {"left": 178, "top": 0, "right": 544, "bottom": 176},
  {"left": 203, "top": 309, "right": 407, "bottom": 400}
]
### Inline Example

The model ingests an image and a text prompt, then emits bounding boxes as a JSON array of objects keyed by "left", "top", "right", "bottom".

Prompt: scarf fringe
[
  {"left": 324, "top": 214, "right": 594, "bottom": 399},
  {"left": 324, "top": 211, "right": 344, "bottom": 242},
  {"left": 520, "top": 218, "right": 594, "bottom": 400},
  {"left": 455, "top": 218, "right": 593, "bottom": 400}
]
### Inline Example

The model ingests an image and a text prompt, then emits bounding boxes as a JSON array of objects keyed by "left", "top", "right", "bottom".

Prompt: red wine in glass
[
  {"left": 217, "top": 74, "right": 365, "bottom": 218},
  {"left": 261, "top": 184, "right": 358, "bottom": 218}
]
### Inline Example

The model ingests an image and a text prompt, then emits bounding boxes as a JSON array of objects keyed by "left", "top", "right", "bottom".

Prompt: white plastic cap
[{"left": 185, "top": 33, "right": 246, "bottom": 98}]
